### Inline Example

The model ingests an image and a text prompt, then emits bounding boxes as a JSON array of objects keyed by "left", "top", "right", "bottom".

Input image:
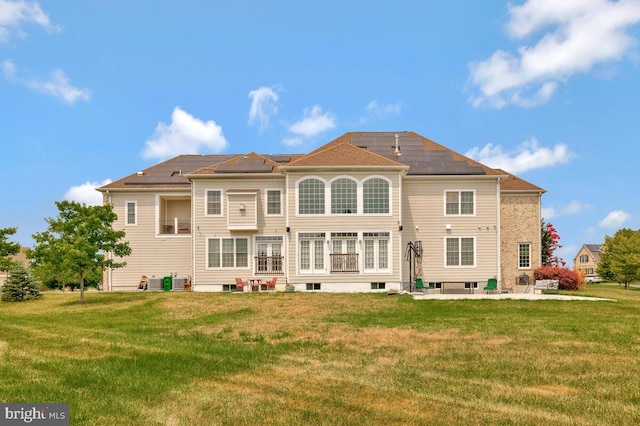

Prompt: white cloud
[
  {"left": 599, "top": 210, "right": 631, "bottom": 227},
  {"left": 27, "top": 68, "right": 91, "bottom": 104},
  {"left": 64, "top": 179, "right": 112, "bottom": 206},
  {"left": 282, "top": 137, "right": 304, "bottom": 147},
  {"left": 468, "top": 0, "right": 640, "bottom": 108},
  {"left": 561, "top": 200, "right": 587, "bottom": 215},
  {"left": 248, "top": 86, "right": 279, "bottom": 132},
  {"left": 541, "top": 207, "right": 557, "bottom": 219},
  {"left": 465, "top": 137, "right": 572, "bottom": 173},
  {"left": 0, "top": 0, "right": 59, "bottom": 43},
  {"left": 357, "top": 100, "right": 402, "bottom": 125},
  {"left": 542, "top": 200, "right": 587, "bottom": 220},
  {"left": 288, "top": 105, "right": 336, "bottom": 137},
  {"left": 2, "top": 60, "right": 91, "bottom": 104},
  {"left": 142, "top": 107, "right": 228, "bottom": 160}
]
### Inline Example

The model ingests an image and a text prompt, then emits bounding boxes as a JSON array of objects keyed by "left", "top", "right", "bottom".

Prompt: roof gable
[
  {"left": 287, "top": 141, "right": 405, "bottom": 168},
  {"left": 495, "top": 168, "right": 546, "bottom": 192},
  {"left": 189, "top": 152, "right": 282, "bottom": 175}
]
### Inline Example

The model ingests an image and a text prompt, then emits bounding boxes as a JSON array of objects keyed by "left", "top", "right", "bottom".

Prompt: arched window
[
  {"left": 298, "top": 178, "right": 325, "bottom": 214},
  {"left": 331, "top": 178, "right": 357, "bottom": 214},
  {"left": 363, "top": 178, "right": 389, "bottom": 214}
]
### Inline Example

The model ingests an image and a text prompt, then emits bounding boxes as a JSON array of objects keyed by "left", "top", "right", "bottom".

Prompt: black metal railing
[
  {"left": 330, "top": 253, "right": 359, "bottom": 273},
  {"left": 254, "top": 255, "right": 284, "bottom": 275}
]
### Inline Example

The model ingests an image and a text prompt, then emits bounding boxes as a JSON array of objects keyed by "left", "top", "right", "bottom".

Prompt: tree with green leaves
[
  {"left": 1, "top": 264, "right": 41, "bottom": 302},
  {"left": 30, "top": 201, "right": 132, "bottom": 303},
  {"left": 0, "top": 226, "right": 21, "bottom": 272},
  {"left": 597, "top": 228, "right": 640, "bottom": 289}
]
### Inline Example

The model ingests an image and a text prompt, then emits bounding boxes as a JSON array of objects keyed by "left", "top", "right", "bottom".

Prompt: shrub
[
  {"left": 534, "top": 265, "right": 585, "bottom": 291},
  {"left": 1, "top": 264, "right": 42, "bottom": 302}
]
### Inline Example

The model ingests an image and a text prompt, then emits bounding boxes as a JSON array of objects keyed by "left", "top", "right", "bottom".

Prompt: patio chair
[
  {"left": 483, "top": 278, "right": 498, "bottom": 294},
  {"left": 266, "top": 277, "right": 277, "bottom": 291},
  {"left": 235, "top": 278, "right": 247, "bottom": 292},
  {"left": 415, "top": 278, "right": 434, "bottom": 294}
]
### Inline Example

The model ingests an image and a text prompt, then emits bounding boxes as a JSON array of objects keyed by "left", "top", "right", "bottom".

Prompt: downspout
[
  {"left": 107, "top": 191, "right": 113, "bottom": 292},
  {"left": 496, "top": 177, "right": 501, "bottom": 290},
  {"left": 285, "top": 172, "right": 290, "bottom": 286},
  {"left": 398, "top": 171, "right": 403, "bottom": 291},
  {"left": 538, "top": 191, "right": 542, "bottom": 268},
  {"left": 190, "top": 179, "right": 196, "bottom": 290}
]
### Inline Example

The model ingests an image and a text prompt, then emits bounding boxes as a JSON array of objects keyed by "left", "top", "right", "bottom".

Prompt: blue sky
[{"left": 1, "top": 0, "right": 639, "bottom": 264}]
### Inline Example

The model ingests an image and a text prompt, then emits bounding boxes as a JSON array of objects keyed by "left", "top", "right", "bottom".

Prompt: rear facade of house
[{"left": 98, "top": 131, "right": 545, "bottom": 293}]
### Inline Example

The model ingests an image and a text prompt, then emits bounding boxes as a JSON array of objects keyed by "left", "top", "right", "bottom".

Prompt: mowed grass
[{"left": 1, "top": 285, "right": 639, "bottom": 425}]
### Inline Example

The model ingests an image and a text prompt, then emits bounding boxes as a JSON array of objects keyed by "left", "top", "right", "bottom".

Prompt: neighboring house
[
  {"left": 0, "top": 247, "right": 31, "bottom": 287},
  {"left": 573, "top": 244, "right": 602, "bottom": 275},
  {"left": 98, "top": 131, "right": 545, "bottom": 293}
]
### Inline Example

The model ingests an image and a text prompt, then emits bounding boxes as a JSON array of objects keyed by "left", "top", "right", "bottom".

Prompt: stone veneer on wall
[{"left": 500, "top": 195, "right": 541, "bottom": 291}]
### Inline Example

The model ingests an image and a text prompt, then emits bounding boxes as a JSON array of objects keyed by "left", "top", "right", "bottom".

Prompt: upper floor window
[
  {"left": 363, "top": 178, "right": 389, "bottom": 214},
  {"left": 126, "top": 201, "right": 136, "bottom": 225},
  {"left": 299, "top": 178, "right": 325, "bottom": 215},
  {"left": 331, "top": 178, "right": 357, "bottom": 214},
  {"left": 206, "top": 190, "right": 222, "bottom": 215},
  {"left": 519, "top": 243, "right": 531, "bottom": 269},
  {"left": 445, "top": 191, "right": 474, "bottom": 215},
  {"left": 579, "top": 254, "right": 589, "bottom": 263},
  {"left": 446, "top": 237, "right": 475, "bottom": 267},
  {"left": 266, "top": 190, "right": 281, "bottom": 215}
]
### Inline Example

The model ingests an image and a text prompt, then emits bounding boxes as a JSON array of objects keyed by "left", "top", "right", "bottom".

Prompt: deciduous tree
[
  {"left": 541, "top": 220, "right": 565, "bottom": 267},
  {"left": 598, "top": 228, "right": 640, "bottom": 289},
  {"left": 30, "top": 201, "right": 132, "bottom": 303}
]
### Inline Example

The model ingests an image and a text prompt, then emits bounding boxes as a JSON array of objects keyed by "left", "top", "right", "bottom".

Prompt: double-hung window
[
  {"left": 206, "top": 190, "right": 222, "bottom": 215},
  {"left": 266, "top": 190, "right": 281, "bottom": 215},
  {"left": 446, "top": 237, "right": 475, "bottom": 267},
  {"left": 126, "top": 201, "right": 137, "bottom": 225},
  {"left": 518, "top": 243, "right": 531, "bottom": 269},
  {"left": 208, "top": 238, "right": 248, "bottom": 268},
  {"left": 579, "top": 254, "right": 589, "bottom": 263},
  {"left": 445, "top": 191, "right": 474, "bottom": 215}
]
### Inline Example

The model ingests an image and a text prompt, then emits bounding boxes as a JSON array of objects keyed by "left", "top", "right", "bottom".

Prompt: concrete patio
[{"left": 411, "top": 292, "right": 615, "bottom": 301}]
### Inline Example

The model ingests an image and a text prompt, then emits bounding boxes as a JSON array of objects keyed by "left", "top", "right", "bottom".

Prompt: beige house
[
  {"left": 573, "top": 244, "right": 602, "bottom": 275},
  {"left": 98, "top": 131, "right": 544, "bottom": 293},
  {"left": 0, "top": 247, "right": 31, "bottom": 287}
]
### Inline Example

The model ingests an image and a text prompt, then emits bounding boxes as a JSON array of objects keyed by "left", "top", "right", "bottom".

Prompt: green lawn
[{"left": 1, "top": 284, "right": 639, "bottom": 425}]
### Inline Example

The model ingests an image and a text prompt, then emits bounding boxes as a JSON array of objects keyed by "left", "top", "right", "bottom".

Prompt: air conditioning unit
[
  {"left": 148, "top": 278, "right": 163, "bottom": 290},
  {"left": 172, "top": 277, "right": 188, "bottom": 290}
]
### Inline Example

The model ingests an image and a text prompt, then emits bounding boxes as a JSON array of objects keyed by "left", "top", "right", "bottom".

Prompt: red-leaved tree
[{"left": 541, "top": 219, "right": 565, "bottom": 267}]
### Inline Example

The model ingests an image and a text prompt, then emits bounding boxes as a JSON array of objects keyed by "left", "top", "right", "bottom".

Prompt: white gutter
[
  {"left": 191, "top": 180, "right": 196, "bottom": 289},
  {"left": 107, "top": 191, "right": 113, "bottom": 292},
  {"left": 496, "top": 177, "right": 501, "bottom": 289},
  {"left": 398, "top": 170, "right": 403, "bottom": 291}
]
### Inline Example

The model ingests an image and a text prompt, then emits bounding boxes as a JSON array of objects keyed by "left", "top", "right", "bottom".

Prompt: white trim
[
  {"left": 265, "top": 188, "right": 283, "bottom": 216},
  {"left": 443, "top": 189, "right": 476, "bottom": 217},
  {"left": 125, "top": 201, "right": 137, "bottom": 226},
  {"left": 329, "top": 175, "right": 359, "bottom": 215},
  {"left": 362, "top": 175, "right": 392, "bottom": 216},
  {"left": 205, "top": 236, "right": 251, "bottom": 270},
  {"left": 296, "top": 176, "right": 328, "bottom": 216},
  {"left": 204, "top": 189, "right": 224, "bottom": 217},
  {"left": 444, "top": 236, "right": 477, "bottom": 268},
  {"left": 518, "top": 242, "right": 532, "bottom": 269}
]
